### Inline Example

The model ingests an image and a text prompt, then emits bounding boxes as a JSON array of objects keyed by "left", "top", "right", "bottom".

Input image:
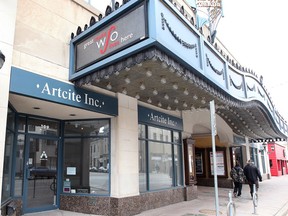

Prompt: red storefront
[{"left": 268, "top": 143, "right": 288, "bottom": 176}]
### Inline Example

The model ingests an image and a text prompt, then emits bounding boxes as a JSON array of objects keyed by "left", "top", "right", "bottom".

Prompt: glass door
[{"left": 23, "top": 136, "right": 58, "bottom": 212}]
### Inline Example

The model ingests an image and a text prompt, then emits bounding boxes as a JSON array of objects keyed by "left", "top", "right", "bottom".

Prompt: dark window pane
[
  {"left": 18, "top": 115, "right": 26, "bottom": 133},
  {"left": 2, "top": 130, "right": 14, "bottom": 201},
  {"left": 6, "top": 107, "right": 15, "bottom": 130},
  {"left": 63, "top": 119, "right": 110, "bottom": 195},
  {"left": 14, "top": 134, "right": 25, "bottom": 196}
]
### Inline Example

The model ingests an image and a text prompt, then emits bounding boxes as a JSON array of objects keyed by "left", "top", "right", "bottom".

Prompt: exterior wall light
[{"left": 0, "top": 50, "right": 5, "bottom": 69}]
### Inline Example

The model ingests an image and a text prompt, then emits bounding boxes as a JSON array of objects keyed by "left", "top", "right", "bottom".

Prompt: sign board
[
  {"left": 138, "top": 106, "right": 183, "bottom": 131},
  {"left": 10, "top": 67, "right": 118, "bottom": 116},
  {"left": 75, "top": 3, "right": 147, "bottom": 71},
  {"left": 196, "top": 0, "right": 222, "bottom": 8},
  {"left": 63, "top": 180, "right": 71, "bottom": 193}
]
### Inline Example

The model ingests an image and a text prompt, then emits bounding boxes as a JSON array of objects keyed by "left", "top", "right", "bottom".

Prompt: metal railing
[{"left": 227, "top": 191, "right": 236, "bottom": 216}]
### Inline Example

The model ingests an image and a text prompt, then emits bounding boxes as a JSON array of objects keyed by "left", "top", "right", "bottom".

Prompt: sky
[
  {"left": 96, "top": 0, "right": 288, "bottom": 121},
  {"left": 215, "top": 0, "right": 288, "bottom": 121}
]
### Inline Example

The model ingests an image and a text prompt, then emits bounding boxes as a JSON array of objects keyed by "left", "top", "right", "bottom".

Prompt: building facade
[
  {"left": 1, "top": 0, "right": 288, "bottom": 215},
  {"left": 268, "top": 142, "right": 288, "bottom": 176}
]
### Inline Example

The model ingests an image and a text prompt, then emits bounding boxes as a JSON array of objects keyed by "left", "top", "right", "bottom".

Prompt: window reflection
[
  {"left": 27, "top": 117, "right": 59, "bottom": 136},
  {"left": 148, "top": 126, "right": 171, "bottom": 142},
  {"left": 64, "top": 120, "right": 109, "bottom": 137},
  {"left": 149, "top": 142, "right": 173, "bottom": 190},
  {"left": 63, "top": 119, "right": 110, "bottom": 195},
  {"left": 14, "top": 134, "right": 25, "bottom": 196},
  {"left": 139, "top": 124, "right": 183, "bottom": 192},
  {"left": 139, "top": 140, "right": 147, "bottom": 192},
  {"left": 2, "top": 131, "right": 14, "bottom": 201}
]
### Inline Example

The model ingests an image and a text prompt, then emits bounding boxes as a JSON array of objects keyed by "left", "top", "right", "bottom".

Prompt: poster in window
[
  {"left": 195, "top": 152, "right": 203, "bottom": 174},
  {"left": 210, "top": 151, "right": 225, "bottom": 176}
]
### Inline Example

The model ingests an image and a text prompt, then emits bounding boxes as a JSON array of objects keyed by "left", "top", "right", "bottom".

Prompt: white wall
[{"left": 0, "top": 0, "right": 18, "bottom": 209}]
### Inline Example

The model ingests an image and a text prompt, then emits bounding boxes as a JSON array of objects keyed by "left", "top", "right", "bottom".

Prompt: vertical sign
[{"left": 210, "top": 100, "right": 219, "bottom": 216}]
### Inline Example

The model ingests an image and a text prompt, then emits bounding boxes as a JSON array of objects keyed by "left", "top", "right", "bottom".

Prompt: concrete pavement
[{"left": 24, "top": 175, "right": 288, "bottom": 216}]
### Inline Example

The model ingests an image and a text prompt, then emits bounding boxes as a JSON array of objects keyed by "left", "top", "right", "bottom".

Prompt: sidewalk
[{"left": 24, "top": 175, "right": 288, "bottom": 216}]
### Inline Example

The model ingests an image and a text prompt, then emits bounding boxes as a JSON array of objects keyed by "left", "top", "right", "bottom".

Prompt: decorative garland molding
[
  {"left": 257, "top": 87, "right": 265, "bottom": 100},
  {"left": 206, "top": 54, "right": 225, "bottom": 80},
  {"left": 229, "top": 76, "right": 243, "bottom": 90},
  {"left": 161, "top": 13, "right": 198, "bottom": 57},
  {"left": 246, "top": 83, "right": 255, "bottom": 92}
]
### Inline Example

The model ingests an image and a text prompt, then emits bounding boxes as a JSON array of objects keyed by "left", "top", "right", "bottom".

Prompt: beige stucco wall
[
  {"left": 12, "top": 0, "right": 99, "bottom": 80},
  {"left": 182, "top": 109, "right": 234, "bottom": 146}
]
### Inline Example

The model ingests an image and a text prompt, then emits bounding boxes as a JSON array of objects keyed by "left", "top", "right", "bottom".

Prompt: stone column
[
  {"left": 110, "top": 93, "right": 139, "bottom": 198},
  {"left": 0, "top": 1, "right": 18, "bottom": 213},
  {"left": 244, "top": 136, "right": 250, "bottom": 162}
]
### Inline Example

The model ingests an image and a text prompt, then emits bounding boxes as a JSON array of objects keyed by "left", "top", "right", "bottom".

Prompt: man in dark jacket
[{"left": 244, "top": 159, "right": 262, "bottom": 197}]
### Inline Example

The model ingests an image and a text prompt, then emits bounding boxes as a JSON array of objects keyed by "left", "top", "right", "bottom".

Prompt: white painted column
[
  {"left": 110, "top": 93, "right": 139, "bottom": 198},
  {"left": 244, "top": 136, "right": 250, "bottom": 161},
  {"left": 0, "top": 0, "right": 18, "bottom": 209}
]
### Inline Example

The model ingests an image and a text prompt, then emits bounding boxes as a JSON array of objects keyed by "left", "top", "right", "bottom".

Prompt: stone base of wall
[
  {"left": 1, "top": 199, "right": 22, "bottom": 216},
  {"left": 197, "top": 178, "right": 233, "bottom": 188},
  {"left": 60, "top": 186, "right": 198, "bottom": 216},
  {"left": 184, "top": 185, "right": 198, "bottom": 201},
  {"left": 1, "top": 187, "right": 197, "bottom": 216}
]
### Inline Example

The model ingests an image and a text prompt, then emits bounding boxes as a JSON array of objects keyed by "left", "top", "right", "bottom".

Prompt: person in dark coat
[
  {"left": 244, "top": 159, "right": 262, "bottom": 197},
  {"left": 230, "top": 160, "right": 246, "bottom": 197}
]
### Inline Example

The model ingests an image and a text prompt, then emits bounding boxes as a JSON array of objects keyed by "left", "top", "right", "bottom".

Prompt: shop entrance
[{"left": 23, "top": 136, "right": 58, "bottom": 213}]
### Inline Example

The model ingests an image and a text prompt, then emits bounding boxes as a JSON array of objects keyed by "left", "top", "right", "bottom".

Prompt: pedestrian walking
[
  {"left": 244, "top": 159, "right": 262, "bottom": 197},
  {"left": 230, "top": 160, "right": 246, "bottom": 197}
]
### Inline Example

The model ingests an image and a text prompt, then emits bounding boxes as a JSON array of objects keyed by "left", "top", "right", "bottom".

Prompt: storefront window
[
  {"left": 148, "top": 127, "right": 171, "bottom": 142},
  {"left": 27, "top": 117, "right": 59, "bottom": 136},
  {"left": 261, "top": 149, "right": 266, "bottom": 174},
  {"left": 149, "top": 141, "right": 173, "bottom": 190},
  {"left": 139, "top": 124, "right": 183, "bottom": 192},
  {"left": 231, "top": 146, "right": 243, "bottom": 167},
  {"left": 174, "top": 145, "right": 183, "bottom": 186},
  {"left": 18, "top": 115, "right": 26, "bottom": 133},
  {"left": 63, "top": 119, "right": 110, "bottom": 195},
  {"left": 14, "top": 134, "right": 25, "bottom": 196},
  {"left": 139, "top": 140, "right": 147, "bottom": 192},
  {"left": 2, "top": 107, "right": 16, "bottom": 203},
  {"left": 7, "top": 108, "right": 15, "bottom": 130},
  {"left": 250, "top": 147, "right": 259, "bottom": 167}
]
